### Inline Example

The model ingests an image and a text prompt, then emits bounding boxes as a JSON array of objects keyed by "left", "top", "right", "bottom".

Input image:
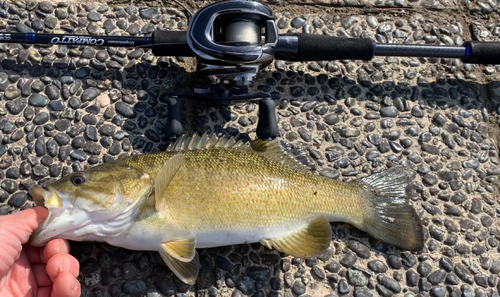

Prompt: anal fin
[
  {"left": 159, "top": 242, "right": 199, "bottom": 285},
  {"left": 260, "top": 217, "right": 332, "bottom": 258},
  {"left": 161, "top": 236, "right": 196, "bottom": 262}
]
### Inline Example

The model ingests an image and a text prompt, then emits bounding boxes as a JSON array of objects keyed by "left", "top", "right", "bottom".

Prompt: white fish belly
[
  {"left": 194, "top": 223, "right": 306, "bottom": 249},
  {"left": 195, "top": 229, "right": 271, "bottom": 249},
  {"left": 109, "top": 222, "right": 304, "bottom": 251}
]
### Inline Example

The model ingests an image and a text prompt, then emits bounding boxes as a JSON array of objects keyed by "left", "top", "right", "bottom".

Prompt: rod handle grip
[
  {"left": 276, "top": 34, "right": 374, "bottom": 61},
  {"left": 463, "top": 41, "right": 500, "bottom": 65},
  {"left": 151, "top": 30, "right": 192, "bottom": 57}
]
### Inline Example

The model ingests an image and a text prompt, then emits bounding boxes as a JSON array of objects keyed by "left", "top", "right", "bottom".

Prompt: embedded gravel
[{"left": 0, "top": 1, "right": 499, "bottom": 297}]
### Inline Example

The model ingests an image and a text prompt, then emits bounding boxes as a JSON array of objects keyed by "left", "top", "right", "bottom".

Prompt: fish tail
[{"left": 358, "top": 166, "right": 424, "bottom": 251}]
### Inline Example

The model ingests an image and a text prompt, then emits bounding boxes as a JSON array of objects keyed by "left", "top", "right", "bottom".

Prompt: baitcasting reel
[{"left": 186, "top": 0, "right": 278, "bottom": 88}]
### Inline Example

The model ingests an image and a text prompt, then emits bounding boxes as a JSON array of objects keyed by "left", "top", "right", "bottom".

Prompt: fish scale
[{"left": 136, "top": 149, "right": 363, "bottom": 231}]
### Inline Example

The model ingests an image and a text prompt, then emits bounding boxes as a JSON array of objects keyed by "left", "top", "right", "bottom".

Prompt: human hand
[{"left": 0, "top": 206, "right": 81, "bottom": 297}]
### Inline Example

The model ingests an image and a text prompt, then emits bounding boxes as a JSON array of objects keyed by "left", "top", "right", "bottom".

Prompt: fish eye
[{"left": 71, "top": 175, "right": 86, "bottom": 185}]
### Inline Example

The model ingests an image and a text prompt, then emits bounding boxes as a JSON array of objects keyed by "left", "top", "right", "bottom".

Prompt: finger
[
  {"left": 41, "top": 239, "right": 70, "bottom": 263},
  {"left": 32, "top": 263, "right": 52, "bottom": 287},
  {"left": 50, "top": 272, "right": 80, "bottom": 297},
  {"left": 37, "top": 286, "right": 52, "bottom": 297},
  {"left": 26, "top": 244, "right": 42, "bottom": 264},
  {"left": 46, "top": 253, "right": 80, "bottom": 283},
  {"left": 0, "top": 206, "right": 48, "bottom": 245}
]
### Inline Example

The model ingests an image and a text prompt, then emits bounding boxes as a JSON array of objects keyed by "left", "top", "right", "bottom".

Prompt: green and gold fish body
[
  {"left": 110, "top": 148, "right": 365, "bottom": 248},
  {"left": 30, "top": 134, "right": 423, "bottom": 285}
]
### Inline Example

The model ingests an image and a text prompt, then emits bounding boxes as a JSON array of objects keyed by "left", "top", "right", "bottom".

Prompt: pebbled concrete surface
[{"left": 0, "top": 1, "right": 499, "bottom": 297}]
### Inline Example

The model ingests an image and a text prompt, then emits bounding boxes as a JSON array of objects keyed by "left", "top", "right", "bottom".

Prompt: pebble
[
  {"left": 237, "top": 276, "right": 255, "bottom": 295},
  {"left": 122, "top": 280, "right": 146, "bottom": 294},
  {"left": 96, "top": 93, "right": 110, "bottom": 107},
  {"left": 341, "top": 16, "right": 358, "bottom": 29},
  {"left": 366, "top": 260, "right": 388, "bottom": 274},
  {"left": 85, "top": 125, "right": 98, "bottom": 141},
  {"left": 6, "top": 98, "right": 27, "bottom": 115},
  {"left": 115, "top": 102, "right": 136, "bottom": 118},
  {"left": 292, "top": 280, "right": 306, "bottom": 295},
  {"left": 411, "top": 105, "right": 424, "bottom": 117},
  {"left": 347, "top": 240, "right": 371, "bottom": 259},
  {"left": 380, "top": 106, "right": 398, "bottom": 117},
  {"left": 431, "top": 286, "right": 446, "bottom": 297},
  {"left": 367, "top": 16, "right": 378, "bottom": 28},
  {"left": 246, "top": 267, "right": 269, "bottom": 281},
  {"left": 1, "top": 180, "right": 18, "bottom": 194},
  {"left": 377, "top": 274, "right": 401, "bottom": 293},
  {"left": 140, "top": 7, "right": 158, "bottom": 19},
  {"left": 81, "top": 88, "right": 100, "bottom": 102},
  {"left": 298, "top": 128, "right": 311, "bottom": 142},
  {"left": 406, "top": 269, "right": 419, "bottom": 287},
  {"left": 340, "top": 252, "right": 357, "bottom": 267},
  {"left": 6, "top": 168, "right": 20, "bottom": 179},
  {"left": 427, "top": 269, "right": 446, "bottom": 284},
  {"left": 338, "top": 279, "right": 350, "bottom": 294},
  {"left": 291, "top": 17, "right": 306, "bottom": 28},
  {"left": 8, "top": 192, "right": 27, "bottom": 207},
  {"left": 387, "top": 255, "right": 403, "bottom": 269},
  {"left": 32, "top": 165, "right": 49, "bottom": 177},
  {"left": 324, "top": 114, "right": 339, "bottom": 125},
  {"left": 347, "top": 269, "right": 368, "bottom": 286}
]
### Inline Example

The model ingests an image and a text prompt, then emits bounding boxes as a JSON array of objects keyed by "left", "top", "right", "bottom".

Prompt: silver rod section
[{"left": 375, "top": 44, "right": 466, "bottom": 58}]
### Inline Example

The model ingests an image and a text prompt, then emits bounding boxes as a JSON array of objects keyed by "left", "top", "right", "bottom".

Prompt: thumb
[{"left": 0, "top": 206, "right": 49, "bottom": 245}]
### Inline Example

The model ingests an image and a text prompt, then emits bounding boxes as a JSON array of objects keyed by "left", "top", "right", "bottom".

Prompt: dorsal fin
[
  {"left": 251, "top": 139, "right": 310, "bottom": 172},
  {"left": 166, "top": 134, "right": 311, "bottom": 172},
  {"left": 166, "top": 133, "right": 250, "bottom": 152}
]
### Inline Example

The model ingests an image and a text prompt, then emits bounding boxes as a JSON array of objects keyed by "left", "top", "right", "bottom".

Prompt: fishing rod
[{"left": 1, "top": 0, "right": 499, "bottom": 140}]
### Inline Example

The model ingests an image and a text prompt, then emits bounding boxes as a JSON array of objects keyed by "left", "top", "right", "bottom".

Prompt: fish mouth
[
  {"left": 30, "top": 186, "right": 63, "bottom": 208},
  {"left": 29, "top": 186, "right": 65, "bottom": 246}
]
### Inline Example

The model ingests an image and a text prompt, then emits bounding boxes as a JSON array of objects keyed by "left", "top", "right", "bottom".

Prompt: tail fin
[{"left": 359, "top": 167, "right": 424, "bottom": 251}]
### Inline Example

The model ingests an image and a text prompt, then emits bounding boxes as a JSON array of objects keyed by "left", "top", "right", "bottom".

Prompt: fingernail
[
  {"left": 59, "top": 257, "right": 70, "bottom": 273},
  {"left": 55, "top": 240, "right": 64, "bottom": 254},
  {"left": 71, "top": 278, "right": 78, "bottom": 291}
]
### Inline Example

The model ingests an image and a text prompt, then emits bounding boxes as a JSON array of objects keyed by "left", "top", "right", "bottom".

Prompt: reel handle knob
[
  {"left": 165, "top": 97, "right": 186, "bottom": 140},
  {"left": 256, "top": 98, "right": 279, "bottom": 140}
]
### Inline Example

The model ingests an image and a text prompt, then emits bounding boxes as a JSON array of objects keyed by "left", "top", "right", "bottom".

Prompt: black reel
[
  {"left": 167, "top": 0, "right": 280, "bottom": 140},
  {"left": 186, "top": 0, "right": 277, "bottom": 88}
]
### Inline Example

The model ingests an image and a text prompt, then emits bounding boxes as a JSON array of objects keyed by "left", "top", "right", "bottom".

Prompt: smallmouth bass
[{"left": 30, "top": 134, "right": 423, "bottom": 285}]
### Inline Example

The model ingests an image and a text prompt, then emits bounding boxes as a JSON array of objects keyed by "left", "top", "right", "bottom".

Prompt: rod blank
[
  {"left": 0, "top": 32, "right": 150, "bottom": 47},
  {"left": 374, "top": 44, "right": 466, "bottom": 58}
]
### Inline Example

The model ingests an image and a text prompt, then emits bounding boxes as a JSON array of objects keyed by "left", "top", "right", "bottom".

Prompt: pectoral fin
[
  {"left": 260, "top": 217, "right": 332, "bottom": 258},
  {"left": 161, "top": 236, "right": 196, "bottom": 262},
  {"left": 155, "top": 154, "right": 185, "bottom": 212},
  {"left": 159, "top": 247, "right": 199, "bottom": 285}
]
